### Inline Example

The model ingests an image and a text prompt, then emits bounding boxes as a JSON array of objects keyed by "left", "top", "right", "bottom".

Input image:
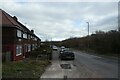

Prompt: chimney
[
  {"left": 13, "top": 16, "right": 18, "bottom": 21},
  {"left": 31, "top": 30, "right": 34, "bottom": 34}
]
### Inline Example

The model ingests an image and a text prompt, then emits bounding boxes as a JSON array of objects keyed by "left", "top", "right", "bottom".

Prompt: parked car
[
  {"left": 59, "top": 46, "right": 66, "bottom": 58},
  {"left": 59, "top": 48, "right": 69, "bottom": 54},
  {"left": 61, "top": 46, "right": 65, "bottom": 49},
  {"left": 52, "top": 45, "right": 58, "bottom": 50},
  {"left": 60, "top": 49, "right": 75, "bottom": 60},
  {"left": 59, "top": 47, "right": 65, "bottom": 53},
  {"left": 59, "top": 49, "right": 64, "bottom": 58}
]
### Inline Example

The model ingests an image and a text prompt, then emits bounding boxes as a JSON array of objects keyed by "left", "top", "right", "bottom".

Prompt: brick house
[{"left": 0, "top": 9, "right": 41, "bottom": 61}]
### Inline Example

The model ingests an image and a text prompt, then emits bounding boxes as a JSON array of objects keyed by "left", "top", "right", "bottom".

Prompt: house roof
[
  {"left": 0, "top": 9, "right": 41, "bottom": 41},
  {"left": 0, "top": 9, "right": 21, "bottom": 28},
  {"left": 0, "top": 9, "right": 31, "bottom": 33}
]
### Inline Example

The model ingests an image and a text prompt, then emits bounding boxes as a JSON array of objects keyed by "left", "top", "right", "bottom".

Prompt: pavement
[{"left": 40, "top": 50, "right": 118, "bottom": 79}]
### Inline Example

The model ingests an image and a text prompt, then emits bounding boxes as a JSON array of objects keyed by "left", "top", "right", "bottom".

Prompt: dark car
[{"left": 60, "top": 50, "right": 75, "bottom": 60}]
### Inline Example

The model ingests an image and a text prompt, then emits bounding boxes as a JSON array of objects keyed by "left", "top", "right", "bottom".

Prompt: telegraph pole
[
  {"left": 86, "top": 22, "right": 89, "bottom": 36},
  {"left": 86, "top": 22, "right": 89, "bottom": 49}
]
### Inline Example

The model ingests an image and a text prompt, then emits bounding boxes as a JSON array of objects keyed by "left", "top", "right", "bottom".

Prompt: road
[{"left": 40, "top": 50, "right": 118, "bottom": 79}]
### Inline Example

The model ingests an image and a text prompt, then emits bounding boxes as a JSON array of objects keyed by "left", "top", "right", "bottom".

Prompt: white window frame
[
  {"left": 28, "top": 44, "right": 31, "bottom": 52},
  {"left": 23, "top": 33, "right": 27, "bottom": 39},
  {"left": 17, "top": 30, "right": 22, "bottom": 37},
  {"left": 32, "top": 44, "right": 35, "bottom": 50},
  {"left": 24, "top": 44, "right": 28, "bottom": 52},
  {"left": 35, "top": 37, "right": 37, "bottom": 41},
  {"left": 16, "top": 45, "right": 22, "bottom": 56}
]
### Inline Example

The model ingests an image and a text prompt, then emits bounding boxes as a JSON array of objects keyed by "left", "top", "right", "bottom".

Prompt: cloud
[
  {"left": 2, "top": 0, "right": 119, "bottom": 2},
  {"left": 0, "top": 2, "right": 118, "bottom": 41}
]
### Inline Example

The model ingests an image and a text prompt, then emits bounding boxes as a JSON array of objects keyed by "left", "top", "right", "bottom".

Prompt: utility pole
[
  {"left": 86, "top": 22, "right": 89, "bottom": 49},
  {"left": 51, "top": 37, "right": 52, "bottom": 48},
  {"left": 86, "top": 22, "right": 89, "bottom": 36},
  {"left": 118, "top": 26, "right": 120, "bottom": 32},
  {"left": 118, "top": 2, "right": 120, "bottom": 33}
]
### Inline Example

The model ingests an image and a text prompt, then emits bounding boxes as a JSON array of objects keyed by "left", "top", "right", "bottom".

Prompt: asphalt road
[
  {"left": 40, "top": 50, "right": 118, "bottom": 79},
  {"left": 74, "top": 50, "right": 118, "bottom": 78}
]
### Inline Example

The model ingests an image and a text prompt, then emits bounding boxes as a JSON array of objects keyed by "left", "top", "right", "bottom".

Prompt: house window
[
  {"left": 32, "top": 44, "right": 35, "bottom": 50},
  {"left": 16, "top": 45, "right": 22, "bottom": 56},
  {"left": 35, "top": 43, "right": 37, "bottom": 48},
  {"left": 35, "top": 37, "right": 37, "bottom": 41},
  {"left": 32, "top": 36, "right": 34, "bottom": 40},
  {"left": 28, "top": 44, "right": 31, "bottom": 52},
  {"left": 24, "top": 44, "right": 28, "bottom": 52},
  {"left": 30, "top": 35, "right": 32, "bottom": 39},
  {"left": 17, "top": 30, "right": 22, "bottom": 37},
  {"left": 28, "top": 34, "right": 31, "bottom": 39},
  {"left": 23, "top": 33, "right": 27, "bottom": 39}
]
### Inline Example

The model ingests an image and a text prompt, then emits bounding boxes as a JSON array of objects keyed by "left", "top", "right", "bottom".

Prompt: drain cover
[{"left": 60, "top": 64, "right": 71, "bottom": 69}]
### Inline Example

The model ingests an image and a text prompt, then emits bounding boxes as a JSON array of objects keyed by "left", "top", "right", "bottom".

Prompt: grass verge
[{"left": 2, "top": 58, "right": 51, "bottom": 79}]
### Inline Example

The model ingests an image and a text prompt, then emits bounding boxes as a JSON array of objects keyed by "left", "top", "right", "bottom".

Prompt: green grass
[
  {"left": 2, "top": 58, "right": 51, "bottom": 79},
  {"left": 2, "top": 45, "right": 52, "bottom": 79}
]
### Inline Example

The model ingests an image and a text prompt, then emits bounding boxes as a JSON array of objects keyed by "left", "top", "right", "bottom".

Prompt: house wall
[
  {"left": 2, "top": 27, "right": 41, "bottom": 61},
  {"left": 2, "top": 27, "right": 23, "bottom": 61},
  {"left": 2, "top": 27, "right": 15, "bottom": 61},
  {"left": 2, "top": 27, "right": 15, "bottom": 46},
  {"left": 1, "top": 10, "right": 41, "bottom": 61}
]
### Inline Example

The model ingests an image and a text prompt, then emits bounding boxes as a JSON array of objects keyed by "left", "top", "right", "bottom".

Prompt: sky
[{"left": 0, "top": 0, "right": 119, "bottom": 41}]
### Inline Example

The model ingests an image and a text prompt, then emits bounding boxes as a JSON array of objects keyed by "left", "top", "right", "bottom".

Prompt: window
[
  {"left": 16, "top": 45, "right": 22, "bottom": 56},
  {"left": 17, "top": 30, "right": 22, "bottom": 37},
  {"left": 32, "top": 44, "right": 35, "bottom": 50},
  {"left": 28, "top": 34, "right": 31, "bottom": 39},
  {"left": 35, "top": 43, "right": 37, "bottom": 48},
  {"left": 30, "top": 35, "right": 32, "bottom": 39},
  {"left": 35, "top": 37, "right": 37, "bottom": 41},
  {"left": 23, "top": 33, "right": 27, "bottom": 39},
  {"left": 28, "top": 44, "right": 31, "bottom": 52},
  {"left": 24, "top": 44, "right": 28, "bottom": 52},
  {"left": 33, "top": 36, "right": 35, "bottom": 40}
]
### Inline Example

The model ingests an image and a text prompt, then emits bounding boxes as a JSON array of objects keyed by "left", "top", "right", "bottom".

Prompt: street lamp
[
  {"left": 86, "top": 22, "right": 89, "bottom": 36},
  {"left": 86, "top": 22, "right": 90, "bottom": 49}
]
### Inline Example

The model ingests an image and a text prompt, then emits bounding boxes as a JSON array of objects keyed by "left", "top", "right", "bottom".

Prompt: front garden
[{"left": 2, "top": 44, "right": 52, "bottom": 80}]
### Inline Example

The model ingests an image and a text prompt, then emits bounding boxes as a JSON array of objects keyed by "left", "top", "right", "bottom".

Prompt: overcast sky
[{"left": 0, "top": 0, "right": 119, "bottom": 41}]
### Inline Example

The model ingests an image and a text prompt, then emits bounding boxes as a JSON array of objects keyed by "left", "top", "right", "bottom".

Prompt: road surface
[{"left": 40, "top": 50, "right": 118, "bottom": 79}]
